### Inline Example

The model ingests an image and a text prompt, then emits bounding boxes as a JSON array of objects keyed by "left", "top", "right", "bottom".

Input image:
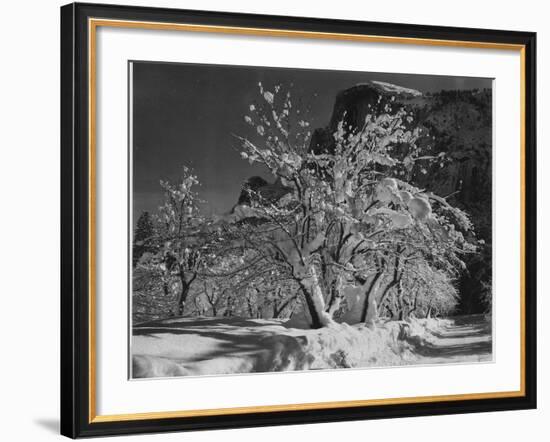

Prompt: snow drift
[{"left": 131, "top": 316, "right": 453, "bottom": 378}]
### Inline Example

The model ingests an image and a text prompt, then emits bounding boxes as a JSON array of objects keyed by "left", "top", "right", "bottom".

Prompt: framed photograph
[{"left": 60, "top": 2, "right": 537, "bottom": 438}]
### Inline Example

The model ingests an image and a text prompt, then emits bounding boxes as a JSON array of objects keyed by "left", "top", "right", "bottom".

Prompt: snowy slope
[{"left": 370, "top": 80, "right": 423, "bottom": 97}]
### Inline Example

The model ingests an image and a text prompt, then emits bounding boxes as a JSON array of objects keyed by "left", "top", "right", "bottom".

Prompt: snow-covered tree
[
  {"left": 230, "top": 83, "right": 477, "bottom": 328},
  {"left": 135, "top": 167, "right": 207, "bottom": 317}
]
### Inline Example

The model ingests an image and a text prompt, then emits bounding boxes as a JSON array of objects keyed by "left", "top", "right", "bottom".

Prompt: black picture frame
[{"left": 61, "top": 2, "right": 537, "bottom": 438}]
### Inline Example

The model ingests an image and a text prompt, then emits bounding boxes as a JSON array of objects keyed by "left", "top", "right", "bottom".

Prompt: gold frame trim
[{"left": 88, "top": 18, "right": 527, "bottom": 424}]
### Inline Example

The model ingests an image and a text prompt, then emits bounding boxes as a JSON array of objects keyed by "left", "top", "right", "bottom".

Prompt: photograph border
[{"left": 60, "top": 2, "right": 536, "bottom": 438}]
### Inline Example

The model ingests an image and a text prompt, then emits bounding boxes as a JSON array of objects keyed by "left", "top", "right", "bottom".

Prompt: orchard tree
[
  {"left": 378, "top": 258, "right": 460, "bottom": 320},
  {"left": 229, "top": 82, "right": 477, "bottom": 328},
  {"left": 136, "top": 167, "right": 207, "bottom": 317},
  {"left": 196, "top": 280, "right": 225, "bottom": 316}
]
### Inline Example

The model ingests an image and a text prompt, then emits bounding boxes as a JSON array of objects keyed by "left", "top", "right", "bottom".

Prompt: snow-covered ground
[
  {"left": 132, "top": 315, "right": 492, "bottom": 378},
  {"left": 409, "top": 315, "right": 493, "bottom": 365}
]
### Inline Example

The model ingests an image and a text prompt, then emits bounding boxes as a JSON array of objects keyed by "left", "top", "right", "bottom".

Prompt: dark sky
[{"left": 132, "top": 61, "right": 491, "bottom": 221}]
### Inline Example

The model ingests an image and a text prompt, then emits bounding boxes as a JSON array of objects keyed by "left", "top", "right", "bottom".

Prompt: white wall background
[{"left": 0, "top": 0, "right": 546, "bottom": 440}]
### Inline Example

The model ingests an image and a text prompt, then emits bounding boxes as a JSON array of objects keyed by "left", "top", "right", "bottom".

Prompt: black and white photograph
[{"left": 130, "top": 62, "right": 493, "bottom": 378}]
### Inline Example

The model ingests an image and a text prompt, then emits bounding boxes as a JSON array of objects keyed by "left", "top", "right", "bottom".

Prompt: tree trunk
[
  {"left": 423, "top": 296, "right": 434, "bottom": 319},
  {"left": 325, "top": 275, "right": 344, "bottom": 317},
  {"left": 273, "top": 295, "right": 296, "bottom": 319},
  {"left": 408, "top": 290, "right": 419, "bottom": 319},
  {"left": 378, "top": 255, "right": 402, "bottom": 313},
  {"left": 378, "top": 280, "right": 396, "bottom": 310},
  {"left": 175, "top": 281, "right": 189, "bottom": 316},
  {"left": 297, "top": 265, "right": 335, "bottom": 329},
  {"left": 174, "top": 269, "right": 196, "bottom": 316},
  {"left": 396, "top": 280, "right": 408, "bottom": 320},
  {"left": 360, "top": 272, "right": 383, "bottom": 323},
  {"left": 224, "top": 295, "right": 234, "bottom": 317},
  {"left": 246, "top": 297, "right": 255, "bottom": 318}
]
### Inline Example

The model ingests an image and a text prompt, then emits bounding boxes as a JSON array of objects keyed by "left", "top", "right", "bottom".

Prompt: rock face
[
  {"left": 236, "top": 176, "right": 291, "bottom": 207},
  {"left": 237, "top": 176, "right": 268, "bottom": 205},
  {"left": 310, "top": 82, "right": 424, "bottom": 155}
]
